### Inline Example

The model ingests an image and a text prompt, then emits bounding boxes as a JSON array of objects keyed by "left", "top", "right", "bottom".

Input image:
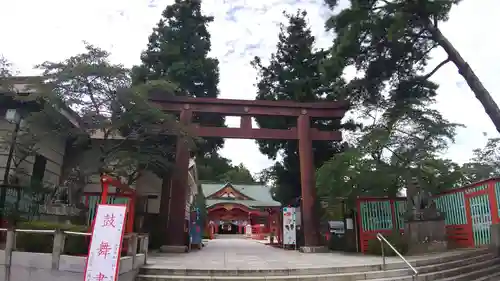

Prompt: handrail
[{"left": 376, "top": 233, "right": 418, "bottom": 280}]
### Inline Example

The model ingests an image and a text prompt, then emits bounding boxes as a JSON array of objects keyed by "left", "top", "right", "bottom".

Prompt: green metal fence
[{"left": 357, "top": 178, "right": 500, "bottom": 252}]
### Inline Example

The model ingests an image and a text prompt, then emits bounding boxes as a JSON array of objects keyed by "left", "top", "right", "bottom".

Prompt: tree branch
[{"left": 422, "top": 57, "right": 450, "bottom": 80}]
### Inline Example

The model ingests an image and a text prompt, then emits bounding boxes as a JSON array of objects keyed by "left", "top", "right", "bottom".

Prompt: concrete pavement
[{"left": 145, "top": 237, "right": 401, "bottom": 270}]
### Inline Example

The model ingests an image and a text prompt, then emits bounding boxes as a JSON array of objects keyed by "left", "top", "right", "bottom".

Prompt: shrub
[
  {"left": 16, "top": 221, "right": 89, "bottom": 255},
  {"left": 366, "top": 231, "right": 408, "bottom": 256}
]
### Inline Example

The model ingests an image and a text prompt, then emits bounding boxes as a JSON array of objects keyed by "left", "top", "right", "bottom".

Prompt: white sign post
[
  {"left": 282, "top": 207, "right": 297, "bottom": 248},
  {"left": 84, "top": 204, "right": 128, "bottom": 281}
]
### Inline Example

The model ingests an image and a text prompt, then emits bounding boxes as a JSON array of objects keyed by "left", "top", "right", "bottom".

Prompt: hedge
[{"left": 16, "top": 221, "right": 89, "bottom": 255}]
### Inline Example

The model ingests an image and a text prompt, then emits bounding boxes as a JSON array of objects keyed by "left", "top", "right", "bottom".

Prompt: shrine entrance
[
  {"left": 149, "top": 95, "right": 348, "bottom": 249},
  {"left": 218, "top": 222, "right": 238, "bottom": 234}
]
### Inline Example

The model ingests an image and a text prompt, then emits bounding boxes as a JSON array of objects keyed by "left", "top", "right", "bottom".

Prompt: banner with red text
[{"left": 84, "top": 204, "right": 127, "bottom": 281}]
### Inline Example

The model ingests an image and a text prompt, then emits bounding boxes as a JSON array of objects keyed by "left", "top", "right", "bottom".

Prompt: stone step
[
  {"left": 140, "top": 248, "right": 489, "bottom": 277},
  {"left": 137, "top": 252, "right": 498, "bottom": 281},
  {"left": 475, "top": 270, "right": 500, "bottom": 281},
  {"left": 436, "top": 265, "right": 500, "bottom": 281},
  {"left": 369, "top": 256, "right": 500, "bottom": 281}
]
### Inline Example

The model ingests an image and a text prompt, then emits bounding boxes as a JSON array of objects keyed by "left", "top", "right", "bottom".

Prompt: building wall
[
  {"left": 135, "top": 170, "right": 163, "bottom": 214},
  {"left": 80, "top": 141, "right": 199, "bottom": 217},
  {"left": 0, "top": 109, "right": 66, "bottom": 187}
]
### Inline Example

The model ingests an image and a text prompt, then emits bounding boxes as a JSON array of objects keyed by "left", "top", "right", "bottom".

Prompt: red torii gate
[{"left": 150, "top": 95, "right": 348, "bottom": 250}]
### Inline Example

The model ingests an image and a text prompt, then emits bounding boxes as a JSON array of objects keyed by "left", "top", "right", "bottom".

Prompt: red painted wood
[
  {"left": 101, "top": 179, "right": 109, "bottom": 204},
  {"left": 208, "top": 203, "right": 254, "bottom": 213},
  {"left": 167, "top": 109, "right": 192, "bottom": 247},
  {"left": 488, "top": 180, "right": 500, "bottom": 224},
  {"left": 356, "top": 199, "right": 365, "bottom": 253},
  {"left": 149, "top": 96, "right": 348, "bottom": 248},
  {"left": 192, "top": 126, "right": 342, "bottom": 140},
  {"left": 464, "top": 189, "right": 488, "bottom": 198},
  {"left": 298, "top": 114, "right": 320, "bottom": 247},
  {"left": 438, "top": 178, "right": 500, "bottom": 195},
  {"left": 150, "top": 95, "right": 348, "bottom": 116},
  {"left": 207, "top": 184, "right": 251, "bottom": 200},
  {"left": 464, "top": 196, "right": 475, "bottom": 247},
  {"left": 390, "top": 200, "right": 397, "bottom": 229}
]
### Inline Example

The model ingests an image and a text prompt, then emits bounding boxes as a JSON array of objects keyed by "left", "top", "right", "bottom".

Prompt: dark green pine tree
[
  {"left": 251, "top": 10, "right": 347, "bottom": 205},
  {"left": 133, "top": 0, "right": 224, "bottom": 154},
  {"left": 324, "top": 0, "right": 500, "bottom": 133},
  {"left": 132, "top": 0, "right": 224, "bottom": 247}
]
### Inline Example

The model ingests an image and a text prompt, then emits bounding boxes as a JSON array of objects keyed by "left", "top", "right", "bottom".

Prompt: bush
[
  {"left": 366, "top": 231, "right": 408, "bottom": 256},
  {"left": 16, "top": 221, "right": 89, "bottom": 255}
]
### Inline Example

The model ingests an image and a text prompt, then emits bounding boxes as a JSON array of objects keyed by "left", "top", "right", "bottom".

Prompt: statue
[
  {"left": 406, "top": 176, "right": 442, "bottom": 221},
  {"left": 404, "top": 175, "right": 447, "bottom": 254}
]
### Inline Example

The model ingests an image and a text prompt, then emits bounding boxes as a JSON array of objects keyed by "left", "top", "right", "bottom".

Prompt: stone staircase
[{"left": 136, "top": 248, "right": 500, "bottom": 281}]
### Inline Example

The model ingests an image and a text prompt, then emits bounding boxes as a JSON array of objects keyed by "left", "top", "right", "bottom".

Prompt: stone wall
[
  {"left": 1, "top": 251, "right": 145, "bottom": 281},
  {"left": 0, "top": 229, "right": 148, "bottom": 281}
]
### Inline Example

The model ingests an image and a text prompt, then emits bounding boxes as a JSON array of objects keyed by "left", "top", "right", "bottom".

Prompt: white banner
[
  {"left": 282, "top": 207, "right": 296, "bottom": 246},
  {"left": 84, "top": 204, "right": 127, "bottom": 281}
]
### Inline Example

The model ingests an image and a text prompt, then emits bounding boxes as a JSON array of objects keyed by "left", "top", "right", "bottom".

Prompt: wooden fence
[{"left": 356, "top": 178, "right": 500, "bottom": 253}]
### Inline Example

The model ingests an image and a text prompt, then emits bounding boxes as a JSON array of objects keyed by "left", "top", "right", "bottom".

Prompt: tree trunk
[{"left": 428, "top": 24, "right": 500, "bottom": 134}]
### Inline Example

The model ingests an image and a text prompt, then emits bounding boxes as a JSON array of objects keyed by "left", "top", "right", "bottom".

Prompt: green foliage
[
  {"left": 218, "top": 163, "right": 256, "bottom": 184},
  {"left": 0, "top": 55, "right": 15, "bottom": 83},
  {"left": 251, "top": 10, "right": 348, "bottom": 205},
  {"left": 325, "top": 0, "right": 459, "bottom": 109},
  {"left": 197, "top": 154, "right": 256, "bottom": 184},
  {"left": 16, "top": 221, "right": 88, "bottom": 255},
  {"left": 35, "top": 43, "right": 184, "bottom": 204},
  {"left": 461, "top": 138, "right": 500, "bottom": 182},
  {"left": 325, "top": 0, "right": 500, "bottom": 134},
  {"left": 132, "top": 0, "right": 224, "bottom": 155},
  {"left": 366, "top": 231, "right": 408, "bottom": 256}
]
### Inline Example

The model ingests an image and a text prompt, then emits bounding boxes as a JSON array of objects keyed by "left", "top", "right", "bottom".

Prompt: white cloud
[{"left": 0, "top": 0, "right": 498, "bottom": 175}]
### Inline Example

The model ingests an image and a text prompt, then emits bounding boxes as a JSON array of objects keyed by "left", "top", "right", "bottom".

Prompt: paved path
[{"left": 146, "top": 238, "right": 402, "bottom": 270}]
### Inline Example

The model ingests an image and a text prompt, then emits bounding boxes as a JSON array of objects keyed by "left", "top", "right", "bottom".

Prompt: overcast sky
[{"left": 1, "top": 0, "right": 499, "bottom": 175}]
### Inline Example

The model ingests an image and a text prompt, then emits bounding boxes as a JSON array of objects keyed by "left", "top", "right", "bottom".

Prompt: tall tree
[
  {"left": 251, "top": 10, "right": 347, "bottom": 205},
  {"left": 132, "top": 0, "right": 224, "bottom": 155},
  {"left": 218, "top": 163, "right": 256, "bottom": 184},
  {"left": 461, "top": 138, "right": 500, "bottom": 182},
  {"left": 325, "top": 0, "right": 500, "bottom": 133},
  {"left": 37, "top": 43, "right": 183, "bottom": 205},
  {"left": 0, "top": 56, "right": 14, "bottom": 79},
  {"left": 316, "top": 100, "right": 463, "bottom": 209},
  {"left": 196, "top": 153, "right": 234, "bottom": 182}
]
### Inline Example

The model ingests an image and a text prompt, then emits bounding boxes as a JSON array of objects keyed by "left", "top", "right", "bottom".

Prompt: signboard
[
  {"left": 328, "top": 220, "right": 345, "bottom": 235},
  {"left": 282, "top": 207, "right": 297, "bottom": 246},
  {"left": 84, "top": 204, "right": 127, "bottom": 281}
]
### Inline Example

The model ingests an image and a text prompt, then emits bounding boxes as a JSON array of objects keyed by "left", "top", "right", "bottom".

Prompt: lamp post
[{"left": 0, "top": 109, "right": 22, "bottom": 225}]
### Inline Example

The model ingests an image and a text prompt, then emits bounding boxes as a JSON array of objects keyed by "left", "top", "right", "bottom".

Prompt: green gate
[
  {"left": 83, "top": 195, "right": 130, "bottom": 226},
  {"left": 468, "top": 194, "right": 492, "bottom": 246},
  {"left": 358, "top": 200, "right": 393, "bottom": 231}
]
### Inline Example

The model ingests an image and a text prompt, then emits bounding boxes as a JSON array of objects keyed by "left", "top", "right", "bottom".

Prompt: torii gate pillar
[
  {"left": 160, "top": 109, "right": 192, "bottom": 253},
  {"left": 297, "top": 113, "right": 321, "bottom": 248}
]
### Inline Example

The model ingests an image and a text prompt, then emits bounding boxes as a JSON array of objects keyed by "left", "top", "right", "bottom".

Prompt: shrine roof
[
  {"left": 205, "top": 199, "right": 281, "bottom": 209},
  {"left": 202, "top": 183, "right": 281, "bottom": 208}
]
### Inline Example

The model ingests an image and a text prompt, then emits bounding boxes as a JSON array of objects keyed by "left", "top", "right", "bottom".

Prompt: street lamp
[{"left": 0, "top": 108, "right": 22, "bottom": 224}]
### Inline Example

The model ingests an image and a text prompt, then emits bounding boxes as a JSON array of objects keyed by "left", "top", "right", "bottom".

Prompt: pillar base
[
  {"left": 159, "top": 245, "right": 188, "bottom": 253},
  {"left": 299, "top": 246, "right": 329, "bottom": 253}
]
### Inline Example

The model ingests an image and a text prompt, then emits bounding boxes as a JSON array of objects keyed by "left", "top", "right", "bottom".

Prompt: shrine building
[{"left": 203, "top": 182, "right": 281, "bottom": 235}]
